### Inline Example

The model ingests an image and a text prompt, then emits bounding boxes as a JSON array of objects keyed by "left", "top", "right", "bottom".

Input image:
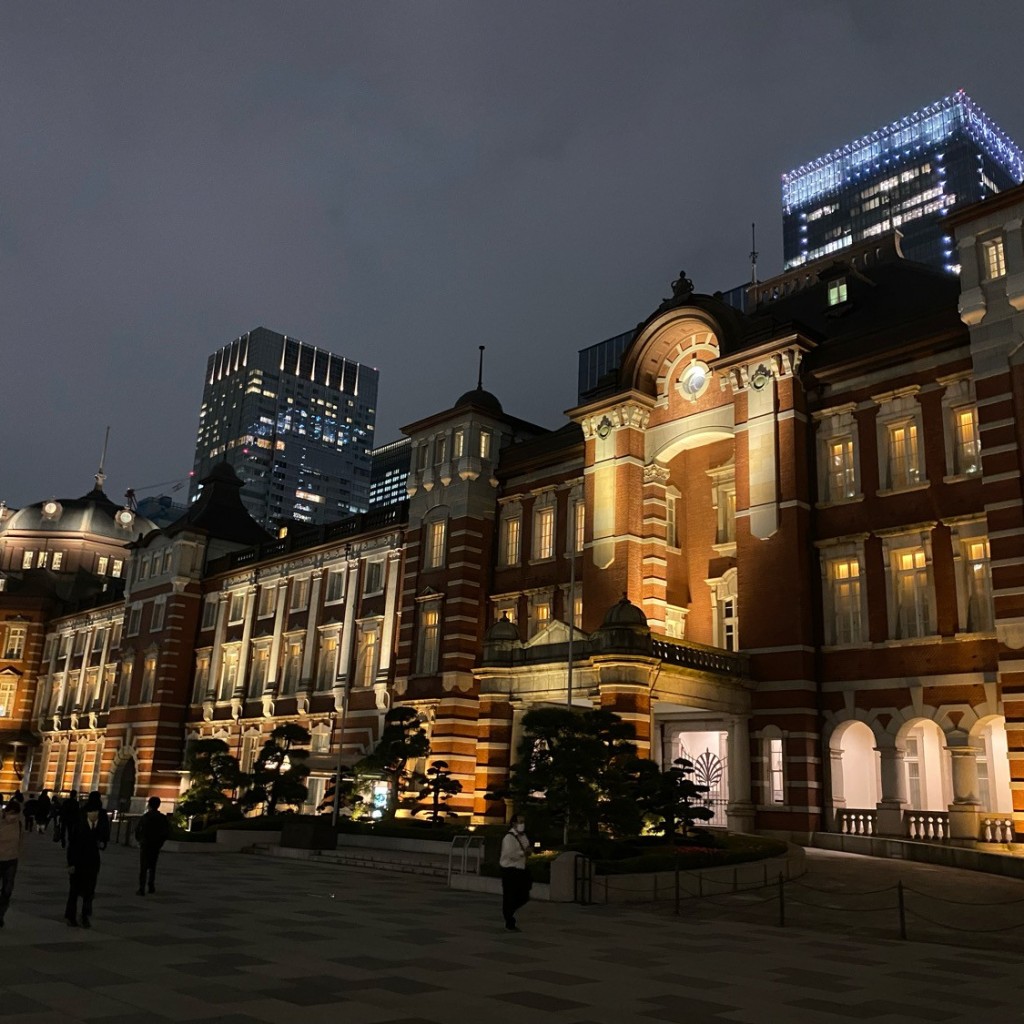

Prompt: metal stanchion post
[
  {"left": 778, "top": 873, "right": 785, "bottom": 928},
  {"left": 674, "top": 854, "right": 680, "bottom": 916},
  {"left": 897, "top": 880, "right": 907, "bottom": 940}
]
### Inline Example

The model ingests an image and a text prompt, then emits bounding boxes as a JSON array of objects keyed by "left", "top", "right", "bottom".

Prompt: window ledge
[
  {"left": 873, "top": 636, "right": 941, "bottom": 648},
  {"left": 942, "top": 472, "right": 982, "bottom": 485},
  {"left": 815, "top": 495, "right": 865, "bottom": 509},
  {"left": 711, "top": 542, "right": 737, "bottom": 557},
  {"left": 528, "top": 557, "right": 556, "bottom": 567},
  {"left": 822, "top": 642, "right": 869, "bottom": 651},
  {"left": 876, "top": 482, "right": 930, "bottom": 497}
]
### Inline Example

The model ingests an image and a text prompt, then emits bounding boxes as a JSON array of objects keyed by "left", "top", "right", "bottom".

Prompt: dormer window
[{"left": 827, "top": 277, "right": 848, "bottom": 307}]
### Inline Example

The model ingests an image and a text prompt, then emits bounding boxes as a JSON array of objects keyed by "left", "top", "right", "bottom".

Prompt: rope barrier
[
  {"left": 904, "top": 907, "right": 1024, "bottom": 933},
  {"left": 788, "top": 880, "right": 899, "bottom": 897},
  {"left": 785, "top": 896, "right": 894, "bottom": 913},
  {"left": 903, "top": 886, "right": 1024, "bottom": 907}
]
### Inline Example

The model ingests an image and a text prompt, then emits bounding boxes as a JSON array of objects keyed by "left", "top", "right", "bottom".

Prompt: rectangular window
[
  {"left": 828, "top": 437, "right": 857, "bottom": 500},
  {"left": 983, "top": 237, "right": 1007, "bottom": 280},
  {"left": 356, "top": 629, "right": 379, "bottom": 686},
  {"left": 240, "top": 735, "right": 259, "bottom": 775},
  {"left": 434, "top": 435, "right": 447, "bottom": 464},
  {"left": 73, "top": 631, "right": 87, "bottom": 655},
  {"left": 52, "top": 551, "right": 64, "bottom": 571},
  {"left": 0, "top": 680, "right": 15, "bottom": 717},
  {"left": 315, "top": 635, "right": 339, "bottom": 691},
  {"left": 96, "top": 555, "right": 109, "bottom": 575},
  {"left": 228, "top": 590, "right": 246, "bottom": 623},
  {"left": 965, "top": 539, "right": 994, "bottom": 632},
  {"left": 324, "top": 569, "right": 345, "bottom": 604},
  {"left": 424, "top": 520, "right": 446, "bottom": 570},
  {"left": 141, "top": 655, "right": 157, "bottom": 703},
  {"left": 827, "top": 278, "right": 848, "bottom": 306},
  {"left": 101, "top": 664, "right": 117, "bottom": 709},
  {"left": 905, "top": 737, "right": 922, "bottom": 808},
  {"left": 162, "top": 550, "right": 173, "bottom": 574},
  {"left": 895, "top": 549, "right": 930, "bottom": 639},
  {"left": 453, "top": 428, "right": 465, "bottom": 458},
  {"left": 201, "top": 596, "right": 219, "bottom": 631},
  {"left": 572, "top": 592, "right": 583, "bottom": 630},
  {"left": 219, "top": 646, "right": 240, "bottom": 699},
  {"left": 3, "top": 626, "right": 26, "bottom": 661},
  {"left": 501, "top": 516, "right": 521, "bottom": 566},
  {"left": 281, "top": 639, "right": 302, "bottom": 693},
  {"left": 21, "top": 551, "right": 33, "bottom": 570},
  {"left": 289, "top": 577, "right": 310, "bottom": 611},
  {"left": 193, "top": 655, "right": 211, "bottom": 703},
  {"left": 127, "top": 606, "right": 142, "bottom": 637},
  {"left": 666, "top": 497, "right": 679, "bottom": 548},
  {"left": 37, "top": 550, "right": 49, "bottom": 568},
  {"left": 416, "top": 604, "right": 441, "bottom": 675},
  {"left": 830, "top": 558, "right": 862, "bottom": 645},
  {"left": 573, "top": 500, "right": 585, "bottom": 554},
  {"left": 886, "top": 422, "right": 920, "bottom": 489},
  {"left": 533, "top": 506, "right": 554, "bottom": 560},
  {"left": 111, "top": 559, "right": 124, "bottom": 578},
  {"left": 953, "top": 407, "right": 981, "bottom": 476},
  {"left": 720, "top": 488, "right": 737, "bottom": 543},
  {"left": 720, "top": 598, "right": 738, "bottom": 651},
  {"left": 151, "top": 600, "right": 166, "bottom": 633},
  {"left": 110, "top": 622, "right": 122, "bottom": 650},
  {"left": 249, "top": 645, "right": 270, "bottom": 696},
  {"left": 479, "top": 429, "right": 492, "bottom": 460},
  {"left": 364, "top": 560, "right": 384, "bottom": 595},
  {"left": 529, "top": 600, "right": 551, "bottom": 638},
  {"left": 768, "top": 738, "right": 785, "bottom": 803},
  {"left": 257, "top": 584, "right": 276, "bottom": 618}
]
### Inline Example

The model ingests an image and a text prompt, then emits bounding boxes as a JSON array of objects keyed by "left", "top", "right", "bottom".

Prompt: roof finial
[
  {"left": 477, "top": 345, "right": 485, "bottom": 390},
  {"left": 95, "top": 426, "right": 111, "bottom": 490},
  {"left": 750, "top": 222, "right": 759, "bottom": 286}
]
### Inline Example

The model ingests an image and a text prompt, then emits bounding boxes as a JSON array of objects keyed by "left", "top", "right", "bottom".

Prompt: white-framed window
[
  {"left": 709, "top": 570, "right": 739, "bottom": 651},
  {"left": 162, "top": 549, "right": 173, "bottom": 574},
  {"left": 948, "top": 519, "right": 994, "bottom": 634},
  {"left": 355, "top": 622, "right": 380, "bottom": 687},
  {"left": 91, "top": 627, "right": 106, "bottom": 653},
  {"left": 479, "top": 429, "right": 492, "bottom": 460},
  {"left": 219, "top": 645, "right": 241, "bottom": 699},
  {"left": 881, "top": 533, "right": 934, "bottom": 641},
  {"left": 117, "top": 658, "right": 133, "bottom": 705},
  {"left": 249, "top": 643, "right": 271, "bottom": 696},
  {"left": 825, "top": 553, "right": 864, "bottom": 646},
  {"left": 201, "top": 595, "right": 219, "bottom": 631},
  {"left": 315, "top": 633, "right": 339, "bottom": 691},
  {"left": 127, "top": 605, "right": 142, "bottom": 637},
  {"left": 227, "top": 590, "right": 246, "bottom": 624},
  {"left": 151, "top": 599, "right": 166, "bottom": 633},
  {"left": 492, "top": 597, "right": 519, "bottom": 627},
  {"left": 289, "top": 577, "right": 310, "bottom": 612},
  {"left": 139, "top": 556, "right": 150, "bottom": 581},
  {"left": 240, "top": 733, "right": 260, "bottom": 775},
  {"left": 0, "top": 678, "right": 15, "bottom": 718},
  {"left": 281, "top": 637, "right": 303, "bottom": 693},
  {"left": 100, "top": 663, "right": 117, "bottom": 709},
  {"left": 940, "top": 375, "right": 981, "bottom": 480},
  {"left": 21, "top": 551, "right": 33, "bottom": 570},
  {"left": 424, "top": 518, "right": 446, "bottom": 570},
  {"left": 532, "top": 503, "right": 555, "bottom": 561},
  {"left": 363, "top": 560, "right": 384, "bottom": 596},
  {"left": 3, "top": 625, "right": 26, "bottom": 661},
  {"left": 110, "top": 622, "right": 122, "bottom": 651},
  {"left": 324, "top": 568, "right": 345, "bottom": 604},
  {"left": 140, "top": 654, "right": 158, "bottom": 704},
  {"left": 52, "top": 551, "right": 64, "bottom": 571},
  {"left": 983, "top": 236, "right": 1007, "bottom": 280},
  {"left": 112, "top": 558, "right": 124, "bottom": 578},
  {"left": 875, "top": 390, "right": 926, "bottom": 493},
  {"left": 416, "top": 443, "right": 429, "bottom": 471},
  {"left": 666, "top": 495, "right": 679, "bottom": 549},
  {"left": 815, "top": 406, "right": 861, "bottom": 504},
  {"left": 416, "top": 600, "right": 442, "bottom": 675},
  {"left": 500, "top": 514, "right": 521, "bottom": 566},
  {"left": 434, "top": 434, "right": 447, "bottom": 465},
  {"left": 257, "top": 584, "right": 276, "bottom": 618},
  {"left": 571, "top": 496, "right": 585, "bottom": 554},
  {"left": 827, "top": 277, "right": 848, "bottom": 306},
  {"left": 37, "top": 550, "right": 49, "bottom": 569},
  {"left": 767, "top": 736, "right": 785, "bottom": 804},
  {"left": 96, "top": 555, "right": 109, "bottom": 575},
  {"left": 527, "top": 593, "right": 552, "bottom": 637},
  {"left": 708, "top": 461, "right": 737, "bottom": 549},
  {"left": 453, "top": 428, "right": 465, "bottom": 458},
  {"left": 73, "top": 631, "right": 87, "bottom": 656}
]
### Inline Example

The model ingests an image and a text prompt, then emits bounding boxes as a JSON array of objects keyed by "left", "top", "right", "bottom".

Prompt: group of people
[{"left": 0, "top": 790, "right": 171, "bottom": 929}]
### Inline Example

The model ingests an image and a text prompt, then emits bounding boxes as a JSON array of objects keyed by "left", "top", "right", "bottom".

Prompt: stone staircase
[{"left": 245, "top": 842, "right": 452, "bottom": 878}]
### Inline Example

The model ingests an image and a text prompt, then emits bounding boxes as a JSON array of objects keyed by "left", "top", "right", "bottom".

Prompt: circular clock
[
  {"left": 42, "top": 500, "right": 61, "bottom": 518},
  {"left": 115, "top": 508, "right": 135, "bottom": 527},
  {"left": 679, "top": 361, "right": 710, "bottom": 400}
]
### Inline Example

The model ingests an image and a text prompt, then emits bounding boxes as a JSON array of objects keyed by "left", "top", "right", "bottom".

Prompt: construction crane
[{"left": 124, "top": 476, "right": 189, "bottom": 511}]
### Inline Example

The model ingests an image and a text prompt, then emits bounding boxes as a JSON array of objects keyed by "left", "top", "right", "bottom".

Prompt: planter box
[
  {"left": 216, "top": 829, "right": 282, "bottom": 852},
  {"left": 336, "top": 832, "right": 458, "bottom": 856},
  {"left": 282, "top": 819, "right": 338, "bottom": 851}
]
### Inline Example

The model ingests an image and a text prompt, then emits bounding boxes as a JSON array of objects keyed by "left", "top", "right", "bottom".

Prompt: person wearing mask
[
  {"left": 134, "top": 796, "right": 170, "bottom": 895},
  {"left": 499, "top": 814, "right": 532, "bottom": 932},
  {"left": 64, "top": 791, "right": 109, "bottom": 928},
  {"left": 0, "top": 800, "right": 24, "bottom": 929}
]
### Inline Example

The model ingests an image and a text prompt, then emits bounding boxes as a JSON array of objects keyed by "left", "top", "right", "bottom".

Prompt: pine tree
[{"left": 242, "top": 723, "right": 312, "bottom": 816}]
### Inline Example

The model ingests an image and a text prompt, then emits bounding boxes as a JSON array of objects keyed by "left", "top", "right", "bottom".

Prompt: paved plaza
[{"left": 2, "top": 832, "right": 1024, "bottom": 1023}]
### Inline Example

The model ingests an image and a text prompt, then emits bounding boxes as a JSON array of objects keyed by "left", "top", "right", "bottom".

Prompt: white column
[
  {"left": 378, "top": 549, "right": 402, "bottom": 677},
  {"left": 874, "top": 743, "right": 907, "bottom": 835},
  {"left": 266, "top": 583, "right": 289, "bottom": 695},
  {"left": 300, "top": 571, "right": 324, "bottom": 689},
  {"left": 233, "top": 586, "right": 257, "bottom": 700},
  {"left": 336, "top": 560, "right": 360, "bottom": 688},
  {"left": 94, "top": 625, "right": 113, "bottom": 711},
  {"left": 829, "top": 746, "right": 846, "bottom": 830},
  {"left": 946, "top": 739, "right": 982, "bottom": 840},
  {"left": 206, "top": 594, "right": 229, "bottom": 701},
  {"left": 726, "top": 714, "right": 755, "bottom": 833}
]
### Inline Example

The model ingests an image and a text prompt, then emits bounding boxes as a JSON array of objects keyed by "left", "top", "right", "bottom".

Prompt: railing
[
  {"left": 981, "top": 817, "right": 1015, "bottom": 843},
  {"left": 651, "top": 637, "right": 750, "bottom": 678},
  {"left": 836, "top": 808, "right": 876, "bottom": 836},
  {"left": 904, "top": 811, "right": 949, "bottom": 841},
  {"left": 447, "top": 834, "right": 485, "bottom": 885}
]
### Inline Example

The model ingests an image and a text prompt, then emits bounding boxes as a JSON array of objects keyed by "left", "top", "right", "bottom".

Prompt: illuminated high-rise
[
  {"left": 190, "top": 327, "right": 377, "bottom": 526},
  {"left": 783, "top": 91, "right": 1024, "bottom": 272}
]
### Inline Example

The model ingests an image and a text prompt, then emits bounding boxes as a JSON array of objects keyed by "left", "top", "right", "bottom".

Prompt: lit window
[
  {"left": 140, "top": 655, "right": 157, "bottom": 703},
  {"left": 364, "top": 560, "right": 384, "bottom": 595},
  {"left": 3, "top": 626, "right": 26, "bottom": 661},
  {"left": 111, "top": 559, "right": 123, "bottom": 578},
  {"left": 52, "top": 551, "right": 64, "bottom": 571},
  {"left": 894, "top": 548, "right": 930, "bottom": 639},
  {"left": 37, "top": 551, "right": 49, "bottom": 569},
  {"left": 249, "top": 645, "right": 270, "bottom": 696},
  {"left": 21, "top": 551, "right": 33, "bottom": 570},
  {"left": 228, "top": 590, "right": 246, "bottom": 623},
  {"left": 324, "top": 569, "right": 345, "bottom": 604},
  {"left": 533, "top": 506, "right": 555, "bottom": 561},
  {"left": 953, "top": 408, "right": 981, "bottom": 476},
  {"left": 530, "top": 600, "right": 551, "bottom": 637},
  {"left": 479, "top": 429, "right": 492, "bottom": 460},
  {"left": 719, "top": 488, "right": 737, "bottom": 544},
  {"left": 573, "top": 500, "right": 585, "bottom": 554},
  {"left": 257, "top": 584, "right": 276, "bottom": 618},
  {"left": 220, "top": 646, "right": 241, "bottom": 699},
  {"left": 964, "top": 539, "right": 994, "bottom": 633},
  {"left": 127, "top": 606, "right": 142, "bottom": 637},
  {"left": 719, "top": 597, "right": 738, "bottom": 651},
  {"left": 290, "top": 577, "right": 310, "bottom": 611},
  {"left": 886, "top": 422, "right": 920, "bottom": 489},
  {"left": 316, "top": 634, "right": 339, "bottom": 691},
  {"left": 666, "top": 497, "right": 679, "bottom": 548},
  {"left": 827, "top": 278, "right": 848, "bottom": 306},
  {"left": 424, "top": 520, "right": 446, "bottom": 570},
  {"left": 983, "top": 237, "right": 1006, "bottom": 280},
  {"left": 0, "top": 680, "right": 15, "bottom": 717},
  {"left": 453, "top": 428, "right": 465, "bottom": 458},
  {"left": 151, "top": 600, "right": 166, "bottom": 633},
  {"left": 768, "top": 738, "right": 785, "bottom": 804},
  {"left": 501, "top": 516, "right": 521, "bottom": 566},
  {"left": 829, "top": 437, "right": 857, "bottom": 500},
  {"left": 416, "top": 603, "right": 441, "bottom": 675},
  {"left": 829, "top": 558, "right": 862, "bottom": 645},
  {"left": 356, "top": 627, "right": 379, "bottom": 686}
]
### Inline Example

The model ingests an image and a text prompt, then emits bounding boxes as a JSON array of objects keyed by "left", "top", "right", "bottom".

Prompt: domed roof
[
  {"left": 600, "top": 595, "right": 648, "bottom": 629},
  {"left": 0, "top": 479, "right": 156, "bottom": 543},
  {"left": 484, "top": 613, "right": 520, "bottom": 642},
  {"left": 454, "top": 386, "right": 503, "bottom": 414}
]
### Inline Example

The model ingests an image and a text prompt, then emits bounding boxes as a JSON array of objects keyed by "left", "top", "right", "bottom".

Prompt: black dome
[
  {"left": 484, "top": 613, "right": 519, "bottom": 642},
  {"left": 454, "top": 387, "right": 503, "bottom": 414},
  {"left": 600, "top": 596, "right": 648, "bottom": 629}
]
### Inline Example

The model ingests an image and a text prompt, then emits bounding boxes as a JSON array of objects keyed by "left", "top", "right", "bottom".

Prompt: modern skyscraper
[
  {"left": 190, "top": 327, "right": 378, "bottom": 526},
  {"left": 368, "top": 437, "right": 411, "bottom": 509},
  {"left": 783, "top": 90, "right": 1024, "bottom": 273}
]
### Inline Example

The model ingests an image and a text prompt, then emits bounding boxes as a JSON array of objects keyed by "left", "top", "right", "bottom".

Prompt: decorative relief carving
[{"left": 643, "top": 463, "right": 671, "bottom": 485}]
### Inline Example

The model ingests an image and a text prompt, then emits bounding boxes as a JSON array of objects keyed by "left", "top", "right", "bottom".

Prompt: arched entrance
[
  {"left": 109, "top": 756, "right": 136, "bottom": 813},
  {"left": 829, "top": 720, "right": 880, "bottom": 831}
]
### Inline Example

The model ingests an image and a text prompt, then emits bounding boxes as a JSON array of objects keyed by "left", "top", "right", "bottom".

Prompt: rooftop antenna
[
  {"left": 750, "top": 222, "right": 759, "bottom": 286},
  {"left": 477, "top": 345, "right": 485, "bottom": 390},
  {"left": 96, "top": 425, "right": 111, "bottom": 490}
]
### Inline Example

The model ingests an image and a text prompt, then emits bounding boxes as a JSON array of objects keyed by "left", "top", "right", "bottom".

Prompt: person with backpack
[
  {"left": 134, "top": 797, "right": 170, "bottom": 895},
  {"left": 499, "top": 814, "right": 533, "bottom": 932}
]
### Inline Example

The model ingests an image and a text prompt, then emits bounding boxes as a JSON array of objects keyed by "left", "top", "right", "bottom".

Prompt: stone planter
[{"left": 282, "top": 818, "right": 338, "bottom": 851}]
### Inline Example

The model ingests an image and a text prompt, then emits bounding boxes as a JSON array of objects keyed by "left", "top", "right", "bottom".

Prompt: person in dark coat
[
  {"left": 35, "top": 790, "right": 52, "bottom": 834},
  {"left": 65, "top": 792, "right": 109, "bottom": 928},
  {"left": 0, "top": 800, "right": 24, "bottom": 929},
  {"left": 134, "top": 797, "right": 170, "bottom": 895},
  {"left": 22, "top": 795, "right": 37, "bottom": 833},
  {"left": 55, "top": 791, "right": 79, "bottom": 847}
]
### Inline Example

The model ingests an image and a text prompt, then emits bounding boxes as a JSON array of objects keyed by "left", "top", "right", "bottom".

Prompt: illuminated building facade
[
  {"left": 190, "top": 327, "right": 378, "bottom": 527},
  {"left": 14, "top": 187, "right": 1024, "bottom": 847},
  {"left": 783, "top": 91, "right": 1024, "bottom": 273},
  {"left": 368, "top": 437, "right": 412, "bottom": 509}
]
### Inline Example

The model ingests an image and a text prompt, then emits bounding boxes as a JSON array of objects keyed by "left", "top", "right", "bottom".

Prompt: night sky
[{"left": 5, "top": 2, "right": 1024, "bottom": 510}]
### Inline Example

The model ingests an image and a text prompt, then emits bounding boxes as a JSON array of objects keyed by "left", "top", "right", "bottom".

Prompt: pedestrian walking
[
  {"left": 499, "top": 815, "right": 533, "bottom": 932},
  {"left": 64, "top": 792, "right": 109, "bottom": 928},
  {"left": 55, "top": 791, "right": 79, "bottom": 847},
  {"left": 35, "top": 790, "right": 52, "bottom": 834},
  {"left": 134, "top": 797, "right": 170, "bottom": 895},
  {"left": 23, "top": 794, "right": 37, "bottom": 833},
  {"left": 0, "top": 800, "right": 24, "bottom": 929}
]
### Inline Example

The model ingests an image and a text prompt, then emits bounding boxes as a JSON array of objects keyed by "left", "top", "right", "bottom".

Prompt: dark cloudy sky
[{"left": 4, "top": 2, "right": 1024, "bottom": 509}]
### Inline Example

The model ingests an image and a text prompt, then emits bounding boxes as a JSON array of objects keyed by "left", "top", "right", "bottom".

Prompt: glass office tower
[
  {"left": 783, "top": 91, "right": 1024, "bottom": 272},
  {"left": 368, "top": 437, "right": 411, "bottom": 509},
  {"left": 190, "top": 327, "right": 378, "bottom": 527}
]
